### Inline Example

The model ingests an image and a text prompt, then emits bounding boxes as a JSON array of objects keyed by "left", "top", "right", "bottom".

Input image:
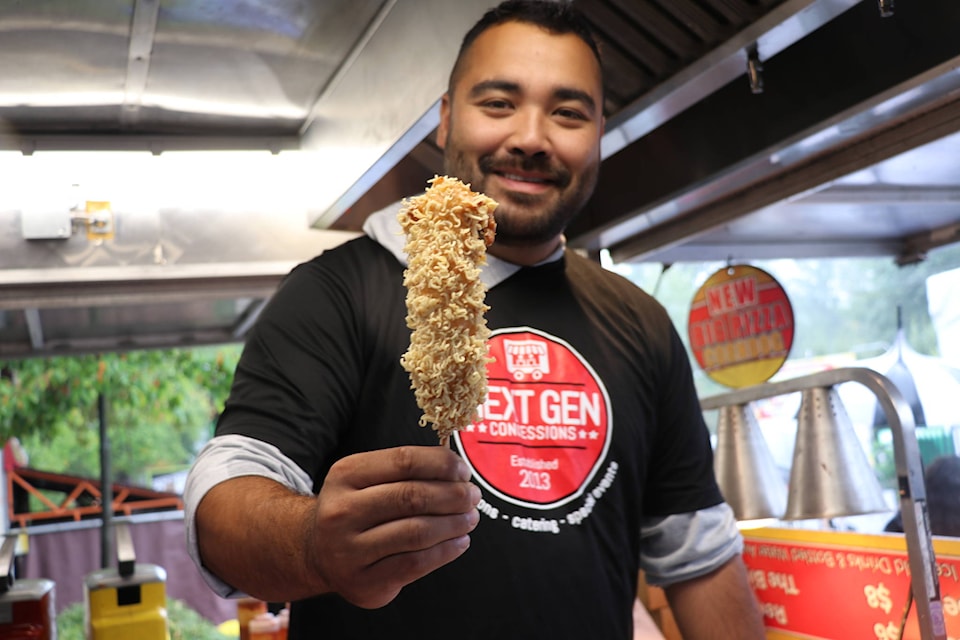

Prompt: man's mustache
[{"left": 479, "top": 155, "right": 572, "bottom": 188}]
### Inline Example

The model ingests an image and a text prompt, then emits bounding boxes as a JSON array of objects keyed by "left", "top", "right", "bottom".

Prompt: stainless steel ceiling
[{"left": 1, "top": 0, "right": 959, "bottom": 358}]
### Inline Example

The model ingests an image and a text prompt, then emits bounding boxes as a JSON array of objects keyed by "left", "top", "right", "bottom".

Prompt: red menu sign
[{"left": 741, "top": 527, "right": 960, "bottom": 640}]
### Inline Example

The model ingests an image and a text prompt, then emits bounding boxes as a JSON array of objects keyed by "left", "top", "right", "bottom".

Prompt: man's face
[{"left": 437, "top": 21, "right": 604, "bottom": 250}]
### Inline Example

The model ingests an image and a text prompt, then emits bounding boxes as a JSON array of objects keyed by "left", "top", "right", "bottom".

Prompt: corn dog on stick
[{"left": 398, "top": 175, "right": 498, "bottom": 446}]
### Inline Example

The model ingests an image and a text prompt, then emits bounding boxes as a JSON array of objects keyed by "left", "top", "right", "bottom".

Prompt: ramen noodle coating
[{"left": 398, "top": 175, "right": 498, "bottom": 444}]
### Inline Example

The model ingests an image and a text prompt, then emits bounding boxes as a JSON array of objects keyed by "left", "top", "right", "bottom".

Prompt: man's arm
[
  {"left": 194, "top": 445, "right": 481, "bottom": 608},
  {"left": 663, "top": 555, "right": 765, "bottom": 639}
]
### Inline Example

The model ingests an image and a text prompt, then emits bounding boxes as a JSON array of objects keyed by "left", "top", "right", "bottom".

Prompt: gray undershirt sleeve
[
  {"left": 639, "top": 503, "right": 743, "bottom": 587},
  {"left": 183, "top": 434, "right": 314, "bottom": 597}
]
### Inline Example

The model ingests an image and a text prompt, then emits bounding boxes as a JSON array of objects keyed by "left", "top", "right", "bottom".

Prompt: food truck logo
[
  {"left": 456, "top": 327, "right": 612, "bottom": 510},
  {"left": 503, "top": 339, "right": 550, "bottom": 380}
]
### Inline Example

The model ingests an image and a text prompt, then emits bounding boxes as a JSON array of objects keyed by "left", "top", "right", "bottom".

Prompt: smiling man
[{"left": 185, "top": 2, "right": 766, "bottom": 639}]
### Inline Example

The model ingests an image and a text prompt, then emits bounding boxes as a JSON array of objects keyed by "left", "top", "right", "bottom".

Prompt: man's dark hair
[{"left": 448, "top": 0, "right": 603, "bottom": 92}]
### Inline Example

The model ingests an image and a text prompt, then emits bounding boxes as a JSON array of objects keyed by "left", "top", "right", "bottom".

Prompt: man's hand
[
  {"left": 195, "top": 445, "right": 480, "bottom": 607},
  {"left": 306, "top": 446, "right": 481, "bottom": 608}
]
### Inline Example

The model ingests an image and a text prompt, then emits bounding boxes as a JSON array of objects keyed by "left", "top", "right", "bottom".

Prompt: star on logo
[
  {"left": 578, "top": 429, "right": 588, "bottom": 440},
  {"left": 589, "top": 430, "right": 600, "bottom": 440},
  {"left": 478, "top": 423, "right": 488, "bottom": 434}
]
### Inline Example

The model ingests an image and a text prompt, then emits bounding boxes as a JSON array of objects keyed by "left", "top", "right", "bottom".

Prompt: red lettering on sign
[{"left": 705, "top": 276, "right": 758, "bottom": 314}]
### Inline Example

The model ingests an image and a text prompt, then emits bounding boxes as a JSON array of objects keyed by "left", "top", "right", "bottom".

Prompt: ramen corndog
[{"left": 398, "top": 175, "right": 498, "bottom": 446}]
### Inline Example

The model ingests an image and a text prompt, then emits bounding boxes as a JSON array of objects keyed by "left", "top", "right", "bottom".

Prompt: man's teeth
[{"left": 503, "top": 173, "right": 547, "bottom": 184}]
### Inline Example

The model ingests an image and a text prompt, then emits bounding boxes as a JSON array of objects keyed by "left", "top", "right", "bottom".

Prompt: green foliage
[
  {"left": 53, "top": 600, "right": 84, "bottom": 640},
  {"left": 55, "top": 597, "right": 233, "bottom": 640},
  {"left": 0, "top": 346, "right": 240, "bottom": 483},
  {"left": 167, "top": 597, "right": 235, "bottom": 640}
]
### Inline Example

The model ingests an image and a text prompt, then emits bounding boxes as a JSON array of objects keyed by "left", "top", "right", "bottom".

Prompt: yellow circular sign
[{"left": 687, "top": 265, "right": 794, "bottom": 388}]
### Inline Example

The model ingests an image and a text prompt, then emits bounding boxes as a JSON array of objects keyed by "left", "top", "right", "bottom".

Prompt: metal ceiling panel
[
  {"left": 301, "top": 0, "right": 494, "bottom": 227},
  {"left": 0, "top": 0, "right": 385, "bottom": 135},
  {"left": 143, "top": 0, "right": 385, "bottom": 131},
  {"left": 0, "top": 2, "right": 131, "bottom": 130}
]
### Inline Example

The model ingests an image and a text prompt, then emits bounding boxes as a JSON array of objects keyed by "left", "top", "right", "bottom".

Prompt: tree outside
[{"left": 0, "top": 345, "right": 240, "bottom": 486}]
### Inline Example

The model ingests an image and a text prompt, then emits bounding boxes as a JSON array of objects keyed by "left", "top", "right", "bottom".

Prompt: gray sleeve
[
  {"left": 183, "top": 434, "right": 315, "bottom": 597},
  {"left": 639, "top": 502, "right": 743, "bottom": 587}
]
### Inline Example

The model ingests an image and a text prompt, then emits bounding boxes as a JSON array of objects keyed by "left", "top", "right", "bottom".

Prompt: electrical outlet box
[{"left": 20, "top": 210, "right": 72, "bottom": 240}]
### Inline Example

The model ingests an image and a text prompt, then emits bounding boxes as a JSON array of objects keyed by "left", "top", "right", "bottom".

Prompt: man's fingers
[
  {"left": 344, "top": 534, "right": 474, "bottom": 609},
  {"left": 333, "top": 446, "right": 471, "bottom": 489},
  {"left": 357, "top": 509, "right": 480, "bottom": 562},
  {"left": 352, "top": 479, "right": 481, "bottom": 526}
]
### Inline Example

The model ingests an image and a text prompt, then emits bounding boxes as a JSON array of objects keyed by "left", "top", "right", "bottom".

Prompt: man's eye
[
  {"left": 482, "top": 99, "right": 512, "bottom": 110},
  {"left": 556, "top": 108, "right": 587, "bottom": 121}
]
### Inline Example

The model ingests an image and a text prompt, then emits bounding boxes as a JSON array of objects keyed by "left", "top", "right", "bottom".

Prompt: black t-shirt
[{"left": 217, "top": 236, "right": 722, "bottom": 639}]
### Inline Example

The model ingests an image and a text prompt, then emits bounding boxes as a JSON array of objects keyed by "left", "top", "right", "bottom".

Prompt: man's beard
[{"left": 443, "top": 150, "right": 598, "bottom": 248}]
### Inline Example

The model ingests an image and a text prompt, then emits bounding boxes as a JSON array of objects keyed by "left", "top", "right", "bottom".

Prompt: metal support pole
[{"left": 99, "top": 392, "right": 113, "bottom": 570}]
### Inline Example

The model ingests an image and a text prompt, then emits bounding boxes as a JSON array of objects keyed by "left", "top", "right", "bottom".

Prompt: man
[{"left": 185, "top": 2, "right": 766, "bottom": 638}]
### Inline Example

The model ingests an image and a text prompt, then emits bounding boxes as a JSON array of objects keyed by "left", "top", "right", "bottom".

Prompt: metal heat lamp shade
[
  {"left": 714, "top": 403, "right": 787, "bottom": 522},
  {"left": 784, "top": 386, "right": 888, "bottom": 520}
]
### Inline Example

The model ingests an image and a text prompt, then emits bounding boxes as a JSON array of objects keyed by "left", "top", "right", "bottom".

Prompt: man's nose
[{"left": 507, "top": 109, "right": 551, "bottom": 157}]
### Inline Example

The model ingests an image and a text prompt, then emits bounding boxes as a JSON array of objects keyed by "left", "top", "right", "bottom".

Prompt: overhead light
[{"left": 0, "top": 149, "right": 370, "bottom": 219}]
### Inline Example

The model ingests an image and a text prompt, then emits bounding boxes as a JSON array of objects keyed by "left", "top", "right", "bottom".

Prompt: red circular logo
[{"left": 455, "top": 328, "right": 611, "bottom": 509}]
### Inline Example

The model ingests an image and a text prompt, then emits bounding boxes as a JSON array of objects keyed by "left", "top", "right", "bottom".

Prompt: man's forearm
[
  {"left": 196, "top": 475, "right": 329, "bottom": 602},
  {"left": 664, "top": 555, "right": 766, "bottom": 639}
]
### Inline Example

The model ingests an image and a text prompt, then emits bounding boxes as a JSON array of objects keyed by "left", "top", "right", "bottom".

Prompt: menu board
[{"left": 741, "top": 527, "right": 960, "bottom": 639}]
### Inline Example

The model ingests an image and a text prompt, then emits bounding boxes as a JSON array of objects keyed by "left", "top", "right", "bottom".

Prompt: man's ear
[{"left": 436, "top": 93, "right": 451, "bottom": 150}]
